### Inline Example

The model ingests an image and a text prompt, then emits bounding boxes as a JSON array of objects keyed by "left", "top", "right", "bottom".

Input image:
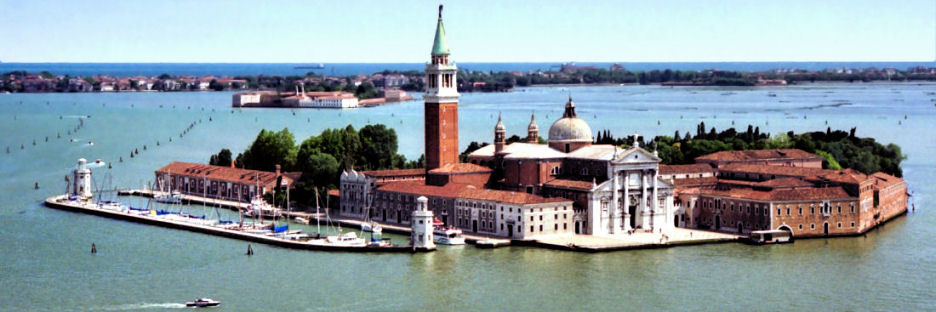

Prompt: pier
[{"left": 45, "top": 195, "right": 431, "bottom": 253}]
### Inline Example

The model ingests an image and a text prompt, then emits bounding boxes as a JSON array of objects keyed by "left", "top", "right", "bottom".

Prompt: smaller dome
[
  {"left": 528, "top": 114, "right": 539, "bottom": 132},
  {"left": 494, "top": 114, "right": 505, "bottom": 132}
]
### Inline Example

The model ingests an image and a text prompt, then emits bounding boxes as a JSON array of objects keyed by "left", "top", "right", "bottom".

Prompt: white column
[
  {"left": 610, "top": 168, "right": 620, "bottom": 234},
  {"left": 623, "top": 172, "right": 631, "bottom": 231},
  {"left": 640, "top": 171, "right": 648, "bottom": 228},
  {"left": 652, "top": 169, "right": 658, "bottom": 230}
]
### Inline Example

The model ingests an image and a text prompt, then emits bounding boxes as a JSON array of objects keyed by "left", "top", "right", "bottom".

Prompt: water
[
  {"left": 1, "top": 82, "right": 934, "bottom": 311},
  {"left": 2, "top": 61, "right": 934, "bottom": 77}
]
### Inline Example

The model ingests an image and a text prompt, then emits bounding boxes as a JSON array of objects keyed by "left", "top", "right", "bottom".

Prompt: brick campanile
[{"left": 424, "top": 5, "right": 459, "bottom": 171}]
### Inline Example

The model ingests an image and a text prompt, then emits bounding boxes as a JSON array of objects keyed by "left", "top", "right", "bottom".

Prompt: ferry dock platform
[
  {"left": 117, "top": 189, "right": 740, "bottom": 252},
  {"left": 46, "top": 194, "right": 432, "bottom": 253}
]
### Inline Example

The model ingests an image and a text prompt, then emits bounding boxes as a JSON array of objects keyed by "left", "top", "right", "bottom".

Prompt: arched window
[{"left": 580, "top": 168, "right": 588, "bottom": 176}]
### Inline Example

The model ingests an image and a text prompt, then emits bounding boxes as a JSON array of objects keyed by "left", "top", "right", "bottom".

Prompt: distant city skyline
[{"left": 1, "top": 0, "right": 933, "bottom": 63}]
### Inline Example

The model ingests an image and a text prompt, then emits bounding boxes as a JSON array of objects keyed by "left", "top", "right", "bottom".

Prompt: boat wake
[{"left": 97, "top": 302, "right": 188, "bottom": 310}]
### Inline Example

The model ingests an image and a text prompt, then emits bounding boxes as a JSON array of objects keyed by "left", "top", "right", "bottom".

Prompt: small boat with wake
[{"left": 185, "top": 298, "right": 220, "bottom": 308}]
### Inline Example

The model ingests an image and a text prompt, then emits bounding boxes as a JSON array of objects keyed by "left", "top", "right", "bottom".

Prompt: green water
[{"left": 1, "top": 83, "right": 934, "bottom": 311}]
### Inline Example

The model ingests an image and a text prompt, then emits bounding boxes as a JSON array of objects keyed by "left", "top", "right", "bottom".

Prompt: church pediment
[{"left": 612, "top": 147, "right": 661, "bottom": 164}]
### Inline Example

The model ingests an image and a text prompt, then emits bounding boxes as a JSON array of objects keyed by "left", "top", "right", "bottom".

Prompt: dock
[
  {"left": 117, "top": 190, "right": 742, "bottom": 252},
  {"left": 45, "top": 195, "right": 432, "bottom": 253}
]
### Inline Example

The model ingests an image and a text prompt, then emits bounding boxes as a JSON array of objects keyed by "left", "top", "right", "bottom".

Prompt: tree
[
  {"left": 358, "top": 124, "right": 398, "bottom": 170},
  {"left": 208, "top": 79, "right": 225, "bottom": 91},
  {"left": 209, "top": 148, "right": 233, "bottom": 167},
  {"left": 237, "top": 128, "right": 297, "bottom": 171}
]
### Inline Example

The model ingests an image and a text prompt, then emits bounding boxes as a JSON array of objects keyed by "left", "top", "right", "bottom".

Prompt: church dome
[{"left": 548, "top": 97, "right": 592, "bottom": 143}]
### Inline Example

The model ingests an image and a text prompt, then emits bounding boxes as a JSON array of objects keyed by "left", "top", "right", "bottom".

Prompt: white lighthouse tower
[
  {"left": 73, "top": 158, "right": 92, "bottom": 199},
  {"left": 411, "top": 196, "right": 436, "bottom": 251}
]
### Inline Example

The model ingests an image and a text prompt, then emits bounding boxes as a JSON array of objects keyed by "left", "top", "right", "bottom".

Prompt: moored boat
[
  {"left": 432, "top": 219, "right": 465, "bottom": 245},
  {"left": 361, "top": 221, "right": 383, "bottom": 235},
  {"left": 744, "top": 229, "right": 793, "bottom": 245},
  {"left": 326, "top": 231, "right": 366, "bottom": 247}
]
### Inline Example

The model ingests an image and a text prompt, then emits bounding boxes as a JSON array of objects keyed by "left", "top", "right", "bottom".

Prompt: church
[{"left": 339, "top": 6, "right": 676, "bottom": 239}]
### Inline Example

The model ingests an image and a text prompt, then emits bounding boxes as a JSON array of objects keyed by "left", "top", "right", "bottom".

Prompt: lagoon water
[{"left": 1, "top": 82, "right": 934, "bottom": 311}]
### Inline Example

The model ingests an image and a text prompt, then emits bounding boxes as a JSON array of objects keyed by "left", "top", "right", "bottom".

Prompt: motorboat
[
  {"left": 432, "top": 219, "right": 465, "bottom": 245},
  {"left": 244, "top": 196, "right": 280, "bottom": 218},
  {"left": 294, "top": 216, "right": 310, "bottom": 225},
  {"left": 185, "top": 298, "right": 220, "bottom": 308},
  {"left": 361, "top": 221, "right": 383, "bottom": 235},
  {"left": 326, "top": 232, "right": 366, "bottom": 247}
]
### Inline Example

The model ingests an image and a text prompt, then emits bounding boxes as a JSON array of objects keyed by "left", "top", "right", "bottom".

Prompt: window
[
  {"left": 799, "top": 224, "right": 803, "bottom": 230},
  {"left": 851, "top": 222, "right": 855, "bottom": 227},
  {"left": 838, "top": 222, "right": 842, "bottom": 228},
  {"left": 539, "top": 225, "right": 543, "bottom": 232},
  {"left": 799, "top": 207, "right": 803, "bottom": 215},
  {"left": 564, "top": 223, "right": 567, "bottom": 230},
  {"left": 777, "top": 208, "right": 781, "bottom": 215},
  {"left": 787, "top": 208, "right": 790, "bottom": 216},
  {"left": 580, "top": 168, "right": 588, "bottom": 175},
  {"left": 555, "top": 224, "right": 558, "bottom": 231},
  {"left": 530, "top": 226, "right": 534, "bottom": 232},
  {"left": 811, "top": 224, "right": 815, "bottom": 229}
]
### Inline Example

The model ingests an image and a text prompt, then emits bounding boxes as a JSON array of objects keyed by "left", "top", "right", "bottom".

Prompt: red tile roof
[
  {"left": 376, "top": 181, "right": 569, "bottom": 205},
  {"left": 361, "top": 168, "right": 426, "bottom": 178},
  {"left": 428, "top": 163, "right": 493, "bottom": 174},
  {"left": 719, "top": 163, "right": 829, "bottom": 178},
  {"left": 543, "top": 179, "right": 595, "bottom": 191},
  {"left": 660, "top": 164, "right": 715, "bottom": 175},
  {"left": 671, "top": 176, "right": 719, "bottom": 188},
  {"left": 870, "top": 172, "right": 904, "bottom": 189},
  {"left": 376, "top": 181, "right": 471, "bottom": 198},
  {"left": 457, "top": 188, "right": 570, "bottom": 205},
  {"left": 702, "top": 185, "right": 853, "bottom": 202},
  {"left": 696, "top": 149, "right": 820, "bottom": 162},
  {"left": 155, "top": 162, "right": 288, "bottom": 186}
]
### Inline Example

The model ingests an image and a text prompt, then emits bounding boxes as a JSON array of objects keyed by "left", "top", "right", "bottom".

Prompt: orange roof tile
[
  {"left": 543, "top": 179, "right": 595, "bottom": 191},
  {"left": 155, "top": 162, "right": 288, "bottom": 186},
  {"left": 361, "top": 168, "right": 426, "bottom": 178},
  {"left": 696, "top": 149, "right": 820, "bottom": 162},
  {"left": 660, "top": 164, "right": 715, "bottom": 175},
  {"left": 456, "top": 188, "right": 570, "bottom": 205},
  {"left": 428, "top": 163, "right": 492, "bottom": 174}
]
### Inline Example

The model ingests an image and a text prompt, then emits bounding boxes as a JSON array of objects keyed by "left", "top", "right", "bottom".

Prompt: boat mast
[{"left": 315, "top": 188, "right": 321, "bottom": 235}]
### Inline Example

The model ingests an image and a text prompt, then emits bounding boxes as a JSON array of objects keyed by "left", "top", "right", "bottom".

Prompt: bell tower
[{"left": 424, "top": 4, "right": 460, "bottom": 171}]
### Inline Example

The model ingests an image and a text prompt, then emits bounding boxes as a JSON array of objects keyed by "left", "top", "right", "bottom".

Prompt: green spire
[{"left": 431, "top": 5, "right": 450, "bottom": 56}]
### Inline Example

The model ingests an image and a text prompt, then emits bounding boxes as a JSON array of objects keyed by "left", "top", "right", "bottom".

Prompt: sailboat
[
  {"left": 360, "top": 203, "right": 383, "bottom": 235},
  {"left": 155, "top": 169, "right": 182, "bottom": 204},
  {"left": 321, "top": 188, "right": 365, "bottom": 247}
]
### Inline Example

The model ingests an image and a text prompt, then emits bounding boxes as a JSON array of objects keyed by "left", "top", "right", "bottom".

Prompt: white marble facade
[{"left": 587, "top": 146, "right": 676, "bottom": 235}]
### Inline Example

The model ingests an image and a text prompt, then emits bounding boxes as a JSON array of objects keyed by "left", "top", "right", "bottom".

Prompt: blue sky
[{"left": 0, "top": 0, "right": 933, "bottom": 63}]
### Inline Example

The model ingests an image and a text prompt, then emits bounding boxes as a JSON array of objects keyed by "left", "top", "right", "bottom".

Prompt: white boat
[
  {"left": 154, "top": 190, "right": 182, "bottom": 204},
  {"left": 361, "top": 221, "right": 382, "bottom": 235},
  {"left": 294, "top": 216, "right": 310, "bottom": 224},
  {"left": 326, "top": 232, "right": 366, "bottom": 247},
  {"left": 433, "top": 219, "right": 465, "bottom": 245},
  {"left": 185, "top": 298, "right": 220, "bottom": 308},
  {"left": 244, "top": 196, "right": 280, "bottom": 218}
]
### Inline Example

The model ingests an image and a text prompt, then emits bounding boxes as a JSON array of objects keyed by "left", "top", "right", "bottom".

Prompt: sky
[{"left": 0, "top": 0, "right": 933, "bottom": 63}]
